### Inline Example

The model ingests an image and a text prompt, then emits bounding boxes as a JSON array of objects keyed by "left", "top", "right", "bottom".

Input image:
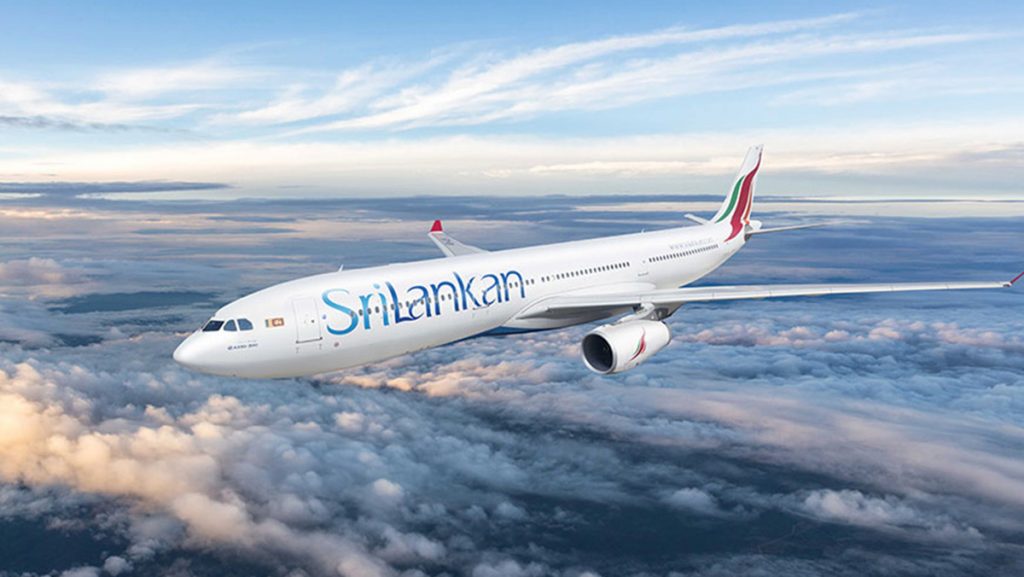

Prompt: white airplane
[{"left": 174, "top": 146, "right": 1021, "bottom": 379}]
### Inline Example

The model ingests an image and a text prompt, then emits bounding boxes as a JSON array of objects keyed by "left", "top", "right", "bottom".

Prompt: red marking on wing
[
  {"left": 1010, "top": 271, "right": 1024, "bottom": 285},
  {"left": 430, "top": 220, "right": 443, "bottom": 232}
]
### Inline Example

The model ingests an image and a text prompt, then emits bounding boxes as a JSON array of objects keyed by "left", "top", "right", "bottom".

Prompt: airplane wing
[
  {"left": 428, "top": 220, "right": 488, "bottom": 257},
  {"left": 746, "top": 222, "right": 830, "bottom": 236},
  {"left": 518, "top": 274, "right": 1022, "bottom": 320}
]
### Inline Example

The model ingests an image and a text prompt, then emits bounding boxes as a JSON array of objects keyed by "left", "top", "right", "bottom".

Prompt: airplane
[{"left": 173, "top": 146, "right": 1022, "bottom": 379}]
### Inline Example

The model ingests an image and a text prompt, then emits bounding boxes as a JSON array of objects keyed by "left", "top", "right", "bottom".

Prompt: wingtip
[
  {"left": 430, "top": 219, "right": 443, "bottom": 233},
  {"left": 1009, "top": 271, "right": 1024, "bottom": 286}
]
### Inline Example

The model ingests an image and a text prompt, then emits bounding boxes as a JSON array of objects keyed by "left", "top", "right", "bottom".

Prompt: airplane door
[
  {"left": 636, "top": 257, "right": 651, "bottom": 280},
  {"left": 292, "top": 297, "right": 323, "bottom": 343}
]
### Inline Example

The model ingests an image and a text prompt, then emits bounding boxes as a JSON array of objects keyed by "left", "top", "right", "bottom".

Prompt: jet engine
[{"left": 581, "top": 320, "right": 671, "bottom": 374}]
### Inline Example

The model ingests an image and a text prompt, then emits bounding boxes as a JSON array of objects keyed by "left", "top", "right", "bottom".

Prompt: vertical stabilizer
[{"left": 712, "top": 145, "right": 763, "bottom": 241}]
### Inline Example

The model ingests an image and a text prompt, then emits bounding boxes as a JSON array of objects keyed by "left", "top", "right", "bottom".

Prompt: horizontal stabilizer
[
  {"left": 428, "top": 220, "right": 488, "bottom": 257},
  {"left": 684, "top": 213, "right": 708, "bottom": 225},
  {"left": 746, "top": 222, "right": 830, "bottom": 236}
]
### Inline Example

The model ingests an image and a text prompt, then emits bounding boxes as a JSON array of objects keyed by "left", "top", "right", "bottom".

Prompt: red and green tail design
[{"left": 713, "top": 145, "right": 762, "bottom": 241}]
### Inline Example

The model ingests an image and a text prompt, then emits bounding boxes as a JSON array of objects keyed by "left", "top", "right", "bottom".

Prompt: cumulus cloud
[
  {"left": 665, "top": 487, "right": 722, "bottom": 516},
  {"left": 800, "top": 489, "right": 981, "bottom": 540},
  {"left": 0, "top": 257, "right": 74, "bottom": 288},
  {"left": 102, "top": 556, "right": 131, "bottom": 576}
]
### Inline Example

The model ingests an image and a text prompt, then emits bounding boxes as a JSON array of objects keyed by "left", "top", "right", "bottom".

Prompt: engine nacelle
[{"left": 581, "top": 320, "right": 671, "bottom": 374}]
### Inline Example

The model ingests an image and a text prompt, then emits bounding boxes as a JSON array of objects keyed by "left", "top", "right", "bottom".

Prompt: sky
[
  {"left": 1, "top": 2, "right": 1024, "bottom": 577},
  {"left": 1, "top": 1, "right": 1023, "bottom": 199}
]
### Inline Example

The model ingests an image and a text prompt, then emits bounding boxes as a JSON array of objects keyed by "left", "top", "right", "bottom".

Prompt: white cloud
[
  {"left": 471, "top": 559, "right": 548, "bottom": 577},
  {"left": 800, "top": 489, "right": 982, "bottom": 540},
  {"left": 102, "top": 555, "right": 132, "bottom": 576},
  {"left": 0, "top": 77, "right": 201, "bottom": 124},
  {"left": 666, "top": 487, "right": 721, "bottom": 515},
  {"left": 93, "top": 60, "right": 263, "bottom": 100},
  {"left": 4, "top": 116, "right": 1024, "bottom": 199},
  {"left": 291, "top": 26, "right": 988, "bottom": 134}
]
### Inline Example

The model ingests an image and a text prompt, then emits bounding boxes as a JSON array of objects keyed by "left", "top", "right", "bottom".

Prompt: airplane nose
[{"left": 173, "top": 334, "right": 203, "bottom": 369}]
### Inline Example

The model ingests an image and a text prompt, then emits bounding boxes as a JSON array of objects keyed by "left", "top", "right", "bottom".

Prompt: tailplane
[{"left": 712, "top": 145, "right": 762, "bottom": 241}]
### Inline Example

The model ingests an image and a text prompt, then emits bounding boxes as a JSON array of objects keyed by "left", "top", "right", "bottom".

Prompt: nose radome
[{"left": 173, "top": 335, "right": 202, "bottom": 368}]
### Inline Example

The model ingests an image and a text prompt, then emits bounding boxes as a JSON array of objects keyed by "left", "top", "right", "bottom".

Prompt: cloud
[
  {"left": 5, "top": 117, "right": 1024, "bottom": 198},
  {"left": 0, "top": 115, "right": 160, "bottom": 133},
  {"left": 471, "top": 559, "right": 548, "bottom": 577},
  {"left": 0, "top": 181, "right": 230, "bottom": 196},
  {"left": 799, "top": 489, "right": 982, "bottom": 540},
  {"left": 228, "top": 55, "right": 455, "bottom": 126},
  {"left": 288, "top": 24, "right": 988, "bottom": 134},
  {"left": 665, "top": 487, "right": 722, "bottom": 516},
  {"left": 0, "top": 257, "right": 93, "bottom": 302},
  {"left": 0, "top": 77, "right": 202, "bottom": 125},
  {"left": 92, "top": 60, "right": 264, "bottom": 100},
  {"left": 0, "top": 257, "right": 74, "bottom": 287},
  {"left": 101, "top": 556, "right": 131, "bottom": 576}
]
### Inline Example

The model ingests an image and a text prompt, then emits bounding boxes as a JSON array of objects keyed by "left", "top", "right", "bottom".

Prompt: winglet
[
  {"left": 427, "top": 221, "right": 488, "bottom": 257},
  {"left": 1007, "top": 271, "right": 1024, "bottom": 287}
]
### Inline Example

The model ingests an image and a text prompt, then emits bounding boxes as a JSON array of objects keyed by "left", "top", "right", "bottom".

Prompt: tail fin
[{"left": 712, "top": 145, "right": 763, "bottom": 241}]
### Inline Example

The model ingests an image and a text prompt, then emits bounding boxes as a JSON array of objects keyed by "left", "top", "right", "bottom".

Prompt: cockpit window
[
  {"left": 237, "top": 318, "right": 253, "bottom": 331},
  {"left": 224, "top": 320, "right": 237, "bottom": 332},
  {"left": 202, "top": 320, "right": 224, "bottom": 332}
]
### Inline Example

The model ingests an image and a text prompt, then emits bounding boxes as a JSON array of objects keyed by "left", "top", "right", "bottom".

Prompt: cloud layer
[{"left": 0, "top": 195, "right": 1021, "bottom": 576}]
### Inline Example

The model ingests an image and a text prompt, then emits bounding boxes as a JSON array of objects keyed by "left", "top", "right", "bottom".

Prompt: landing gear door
[{"left": 292, "top": 297, "right": 323, "bottom": 343}]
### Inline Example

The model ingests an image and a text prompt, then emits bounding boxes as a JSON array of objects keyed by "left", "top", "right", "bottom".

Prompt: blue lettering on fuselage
[
  {"left": 322, "top": 288, "right": 358, "bottom": 335},
  {"left": 322, "top": 269, "right": 525, "bottom": 335}
]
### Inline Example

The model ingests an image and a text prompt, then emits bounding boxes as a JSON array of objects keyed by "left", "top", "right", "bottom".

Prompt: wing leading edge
[{"left": 518, "top": 276, "right": 1021, "bottom": 320}]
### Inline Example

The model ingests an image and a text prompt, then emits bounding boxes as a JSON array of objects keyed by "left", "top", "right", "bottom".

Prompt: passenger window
[
  {"left": 224, "top": 320, "right": 237, "bottom": 332},
  {"left": 237, "top": 318, "right": 253, "bottom": 331},
  {"left": 202, "top": 320, "right": 224, "bottom": 332}
]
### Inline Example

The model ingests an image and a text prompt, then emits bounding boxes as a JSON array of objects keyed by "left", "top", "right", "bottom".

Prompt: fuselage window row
[
  {"left": 652, "top": 244, "right": 717, "bottom": 262},
  {"left": 540, "top": 261, "right": 629, "bottom": 283}
]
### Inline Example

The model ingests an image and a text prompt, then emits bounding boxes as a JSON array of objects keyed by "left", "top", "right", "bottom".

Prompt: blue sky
[{"left": 1, "top": 1, "right": 1023, "bottom": 199}]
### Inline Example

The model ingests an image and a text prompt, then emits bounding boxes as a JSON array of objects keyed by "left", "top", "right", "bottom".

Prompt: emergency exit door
[{"left": 292, "top": 297, "right": 323, "bottom": 343}]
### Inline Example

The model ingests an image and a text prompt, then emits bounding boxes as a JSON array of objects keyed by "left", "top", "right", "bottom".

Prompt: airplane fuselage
[{"left": 174, "top": 221, "right": 741, "bottom": 378}]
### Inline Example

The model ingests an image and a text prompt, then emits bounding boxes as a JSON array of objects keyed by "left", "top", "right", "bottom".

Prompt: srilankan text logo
[{"left": 322, "top": 269, "right": 526, "bottom": 335}]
